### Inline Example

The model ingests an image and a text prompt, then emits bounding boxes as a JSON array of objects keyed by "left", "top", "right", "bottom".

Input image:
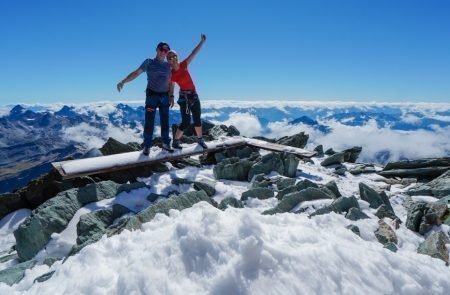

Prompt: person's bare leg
[
  {"left": 194, "top": 126, "right": 202, "bottom": 138},
  {"left": 175, "top": 128, "right": 184, "bottom": 140}
]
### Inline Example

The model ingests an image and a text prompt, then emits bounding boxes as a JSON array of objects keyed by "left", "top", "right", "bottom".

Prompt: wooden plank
[
  {"left": 52, "top": 137, "right": 317, "bottom": 180},
  {"left": 52, "top": 140, "right": 247, "bottom": 180},
  {"left": 245, "top": 138, "right": 317, "bottom": 158}
]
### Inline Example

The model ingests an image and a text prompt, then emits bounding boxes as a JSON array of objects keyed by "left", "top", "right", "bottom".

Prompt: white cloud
[
  {"left": 62, "top": 122, "right": 143, "bottom": 149},
  {"left": 212, "top": 112, "right": 262, "bottom": 137}
]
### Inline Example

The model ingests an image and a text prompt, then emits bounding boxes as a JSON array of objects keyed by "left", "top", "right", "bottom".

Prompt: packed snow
[{"left": 1, "top": 155, "right": 450, "bottom": 294}]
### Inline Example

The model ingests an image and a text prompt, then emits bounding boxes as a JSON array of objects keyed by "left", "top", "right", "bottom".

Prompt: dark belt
[{"left": 146, "top": 88, "right": 169, "bottom": 96}]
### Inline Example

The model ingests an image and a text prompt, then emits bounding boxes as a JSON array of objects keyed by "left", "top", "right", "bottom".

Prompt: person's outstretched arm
[
  {"left": 117, "top": 68, "right": 143, "bottom": 92},
  {"left": 185, "top": 34, "right": 207, "bottom": 66}
]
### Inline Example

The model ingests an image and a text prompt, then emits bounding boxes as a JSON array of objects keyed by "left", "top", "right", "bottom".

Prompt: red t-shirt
[{"left": 171, "top": 60, "right": 196, "bottom": 92}]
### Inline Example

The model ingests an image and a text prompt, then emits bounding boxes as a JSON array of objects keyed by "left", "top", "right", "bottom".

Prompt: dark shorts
[{"left": 178, "top": 92, "right": 202, "bottom": 130}]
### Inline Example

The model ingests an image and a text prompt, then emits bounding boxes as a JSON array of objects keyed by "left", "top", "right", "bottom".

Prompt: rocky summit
[{"left": 1, "top": 128, "right": 450, "bottom": 293}]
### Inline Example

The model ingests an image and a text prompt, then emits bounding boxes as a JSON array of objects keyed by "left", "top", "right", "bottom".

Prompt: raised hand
[
  {"left": 201, "top": 34, "right": 206, "bottom": 42},
  {"left": 117, "top": 81, "right": 124, "bottom": 92}
]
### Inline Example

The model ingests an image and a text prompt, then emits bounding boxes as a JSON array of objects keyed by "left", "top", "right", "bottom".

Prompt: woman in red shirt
[{"left": 168, "top": 34, "right": 207, "bottom": 149}]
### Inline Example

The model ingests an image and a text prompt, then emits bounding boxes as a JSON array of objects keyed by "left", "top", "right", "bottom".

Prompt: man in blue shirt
[{"left": 117, "top": 42, "right": 174, "bottom": 155}]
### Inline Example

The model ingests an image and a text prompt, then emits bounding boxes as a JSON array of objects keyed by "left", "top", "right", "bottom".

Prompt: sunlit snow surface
[{"left": 1, "top": 158, "right": 450, "bottom": 294}]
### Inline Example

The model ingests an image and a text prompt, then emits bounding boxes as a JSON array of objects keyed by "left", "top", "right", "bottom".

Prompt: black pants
[{"left": 178, "top": 94, "right": 202, "bottom": 131}]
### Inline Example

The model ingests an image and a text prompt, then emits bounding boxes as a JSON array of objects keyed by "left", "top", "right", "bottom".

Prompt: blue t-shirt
[{"left": 139, "top": 58, "right": 171, "bottom": 93}]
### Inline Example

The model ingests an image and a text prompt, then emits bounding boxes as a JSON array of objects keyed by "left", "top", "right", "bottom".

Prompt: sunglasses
[
  {"left": 158, "top": 47, "right": 169, "bottom": 53},
  {"left": 168, "top": 55, "right": 178, "bottom": 60}
]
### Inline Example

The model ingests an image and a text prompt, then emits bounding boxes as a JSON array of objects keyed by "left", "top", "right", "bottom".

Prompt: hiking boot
[
  {"left": 143, "top": 146, "right": 150, "bottom": 156},
  {"left": 162, "top": 143, "right": 174, "bottom": 153},
  {"left": 197, "top": 137, "right": 208, "bottom": 149},
  {"left": 172, "top": 140, "right": 182, "bottom": 150}
]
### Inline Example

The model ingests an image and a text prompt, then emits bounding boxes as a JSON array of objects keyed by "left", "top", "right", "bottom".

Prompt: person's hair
[
  {"left": 168, "top": 50, "right": 178, "bottom": 56},
  {"left": 156, "top": 42, "right": 170, "bottom": 50}
]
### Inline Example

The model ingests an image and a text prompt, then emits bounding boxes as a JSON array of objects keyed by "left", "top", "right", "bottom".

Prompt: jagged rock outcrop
[
  {"left": 405, "top": 201, "right": 448, "bottom": 235},
  {"left": 313, "top": 145, "right": 324, "bottom": 155},
  {"left": 417, "top": 231, "right": 450, "bottom": 264},
  {"left": 375, "top": 204, "right": 400, "bottom": 221},
  {"left": 13, "top": 181, "right": 141, "bottom": 261},
  {"left": 248, "top": 152, "right": 300, "bottom": 181},
  {"left": 99, "top": 137, "right": 140, "bottom": 155},
  {"left": 276, "top": 179, "right": 319, "bottom": 200},
  {"left": 359, "top": 183, "right": 393, "bottom": 211},
  {"left": 342, "top": 146, "right": 362, "bottom": 163},
  {"left": 0, "top": 193, "right": 28, "bottom": 219},
  {"left": 213, "top": 157, "right": 255, "bottom": 181}
]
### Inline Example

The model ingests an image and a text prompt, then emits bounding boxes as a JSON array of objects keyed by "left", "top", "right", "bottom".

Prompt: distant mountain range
[{"left": 1, "top": 101, "right": 449, "bottom": 193}]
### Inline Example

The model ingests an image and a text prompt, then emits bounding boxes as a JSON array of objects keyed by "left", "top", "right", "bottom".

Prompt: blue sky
[{"left": 1, "top": 0, "right": 449, "bottom": 105}]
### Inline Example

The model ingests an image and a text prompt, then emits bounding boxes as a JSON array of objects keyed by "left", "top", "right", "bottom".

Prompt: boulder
[
  {"left": 349, "top": 164, "right": 377, "bottom": 175},
  {"left": 263, "top": 187, "right": 333, "bottom": 215},
  {"left": 0, "top": 260, "right": 36, "bottom": 286},
  {"left": 323, "top": 181, "right": 341, "bottom": 198},
  {"left": 218, "top": 197, "right": 244, "bottom": 210},
  {"left": 407, "top": 170, "right": 450, "bottom": 198},
  {"left": 342, "top": 146, "right": 362, "bottom": 163},
  {"left": 417, "top": 231, "right": 450, "bottom": 264},
  {"left": 276, "top": 132, "right": 309, "bottom": 148},
  {"left": 359, "top": 183, "right": 393, "bottom": 212},
  {"left": 213, "top": 157, "right": 255, "bottom": 181},
  {"left": 193, "top": 180, "right": 217, "bottom": 197},
  {"left": 209, "top": 125, "right": 230, "bottom": 139},
  {"left": 214, "top": 146, "right": 259, "bottom": 163},
  {"left": 320, "top": 152, "right": 346, "bottom": 167},
  {"left": 14, "top": 181, "right": 125, "bottom": 261},
  {"left": 276, "top": 185, "right": 299, "bottom": 200},
  {"left": 334, "top": 166, "right": 347, "bottom": 176},
  {"left": 282, "top": 154, "right": 300, "bottom": 178},
  {"left": 346, "top": 224, "right": 360, "bottom": 236},
  {"left": 275, "top": 178, "right": 296, "bottom": 191},
  {"left": 374, "top": 220, "right": 398, "bottom": 245},
  {"left": 345, "top": 207, "right": 370, "bottom": 221},
  {"left": 241, "top": 188, "right": 274, "bottom": 201},
  {"left": 405, "top": 202, "right": 448, "bottom": 235}
]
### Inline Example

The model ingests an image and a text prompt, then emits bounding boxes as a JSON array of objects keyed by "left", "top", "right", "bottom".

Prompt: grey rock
[
  {"left": 276, "top": 132, "right": 309, "bottom": 148},
  {"left": 228, "top": 125, "right": 240, "bottom": 136},
  {"left": 417, "top": 231, "right": 450, "bottom": 264},
  {"left": 209, "top": 125, "right": 229, "bottom": 139},
  {"left": 378, "top": 167, "right": 449, "bottom": 180},
  {"left": 213, "top": 157, "right": 254, "bottom": 181},
  {"left": 276, "top": 185, "right": 299, "bottom": 200},
  {"left": 263, "top": 187, "right": 333, "bottom": 215},
  {"left": 0, "top": 253, "right": 18, "bottom": 263},
  {"left": 117, "top": 182, "right": 148, "bottom": 194},
  {"left": 314, "top": 145, "right": 324, "bottom": 155},
  {"left": 320, "top": 152, "right": 346, "bottom": 167},
  {"left": 147, "top": 193, "right": 165, "bottom": 202},
  {"left": 375, "top": 204, "right": 400, "bottom": 221},
  {"left": 345, "top": 207, "right": 370, "bottom": 221},
  {"left": 343, "top": 146, "right": 362, "bottom": 163},
  {"left": 346, "top": 224, "right": 360, "bottom": 236},
  {"left": 296, "top": 179, "right": 320, "bottom": 191},
  {"left": 0, "top": 260, "right": 36, "bottom": 286},
  {"left": 14, "top": 181, "right": 123, "bottom": 261},
  {"left": 275, "top": 178, "right": 296, "bottom": 191},
  {"left": 375, "top": 220, "right": 398, "bottom": 245},
  {"left": 241, "top": 188, "right": 274, "bottom": 201},
  {"left": 282, "top": 154, "right": 300, "bottom": 178},
  {"left": 359, "top": 183, "right": 394, "bottom": 212},
  {"left": 76, "top": 204, "right": 132, "bottom": 246},
  {"left": 193, "top": 180, "right": 217, "bottom": 197},
  {"left": 408, "top": 170, "right": 450, "bottom": 198},
  {"left": 310, "top": 196, "right": 360, "bottom": 217},
  {"left": 34, "top": 271, "right": 55, "bottom": 283},
  {"left": 325, "top": 148, "right": 336, "bottom": 155},
  {"left": 323, "top": 181, "right": 341, "bottom": 198},
  {"left": 248, "top": 153, "right": 285, "bottom": 181},
  {"left": 99, "top": 137, "right": 139, "bottom": 155},
  {"left": 334, "top": 167, "right": 347, "bottom": 176},
  {"left": 218, "top": 197, "right": 244, "bottom": 210},
  {"left": 405, "top": 202, "right": 448, "bottom": 235},
  {"left": 384, "top": 157, "right": 450, "bottom": 171},
  {"left": 0, "top": 193, "right": 29, "bottom": 219},
  {"left": 383, "top": 242, "right": 398, "bottom": 253},
  {"left": 43, "top": 257, "right": 60, "bottom": 267},
  {"left": 349, "top": 165, "right": 377, "bottom": 175}
]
